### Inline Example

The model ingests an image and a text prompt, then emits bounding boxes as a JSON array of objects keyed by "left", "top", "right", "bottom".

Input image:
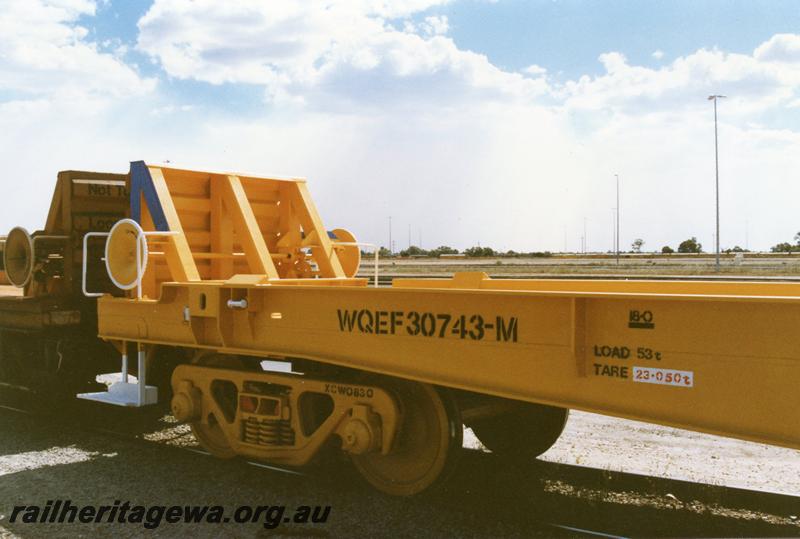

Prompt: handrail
[
  {"left": 337, "top": 241, "right": 379, "bottom": 288},
  {"left": 85, "top": 222, "right": 378, "bottom": 296},
  {"left": 82, "top": 231, "right": 109, "bottom": 298},
  {"left": 83, "top": 221, "right": 178, "bottom": 299}
]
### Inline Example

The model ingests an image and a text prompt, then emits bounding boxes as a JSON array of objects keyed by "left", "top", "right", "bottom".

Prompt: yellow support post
[
  {"left": 209, "top": 176, "right": 234, "bottom": 279},
  {"left": 219, "top": 175, "right": 279, "bottom": 280},
  {"left": 288, "top": 181, "right": 346, "bottom": 278},
  {"left": 147, "top": 167, "right": 200, "bottom": 282}
]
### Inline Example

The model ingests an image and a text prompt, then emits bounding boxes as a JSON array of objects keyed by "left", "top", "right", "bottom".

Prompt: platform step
[
  {"left": 77, "top": 381, "right": 158, "bottom": 407},
  {"left": 96, "top": 372, "right": 138, "bottom": 386}
]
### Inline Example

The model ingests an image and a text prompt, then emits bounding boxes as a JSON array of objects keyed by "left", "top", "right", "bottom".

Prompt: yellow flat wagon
[{"left": 5, "top": 162, "right": 798, "bottom": 496}]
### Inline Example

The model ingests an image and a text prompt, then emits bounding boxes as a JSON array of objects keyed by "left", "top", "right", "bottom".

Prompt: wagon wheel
[
  {"left": 188, "top": 352, "right": 255, "bottom": 459},
  {"left": 350, "top": 378, "right": 462, "bottom": 496},
  {"left": 469, "top": 402, "right": 569, "bottom": 461}
]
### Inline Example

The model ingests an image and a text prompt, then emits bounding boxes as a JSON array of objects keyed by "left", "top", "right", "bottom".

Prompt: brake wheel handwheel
[{"left": 350, "top": 379, "right": 462, "bottom": 496}]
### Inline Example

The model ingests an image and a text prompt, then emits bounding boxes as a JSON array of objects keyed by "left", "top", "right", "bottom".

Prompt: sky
[{"left": 2, "top": 1, "right": 800, "bottom": 253}]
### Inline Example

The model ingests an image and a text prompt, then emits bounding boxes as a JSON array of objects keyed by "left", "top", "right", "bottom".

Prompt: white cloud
[
  {"left": 149, "top": 104, "right": 194, "bottom": 117},
  {"left": 136, "top": 0, "right": 545, "bottom": 107},
  {"left": 753, "top": 33, "right": 800, "bottom": 63},
  {"left": 560, "top": 47, "right": 799, "bottom": 116},
  {"left": 135, "top": 2, "right": 800, "bottom": 121},
  {"left": 3, "top": 2, "right": 800, "bottom": 253},
  {"left": 421, "top": 15, "right": 449, "bottom": 35},
  {"left": 523, "top": 64, "right": 547, "bottom": 76},
  {"left": 652, "top": 49, "right": 664, "bottom": 60},
  {"left": 0, "top": 0, "right": 155, "bottom": 102},
  {"left": 360, "top": 0, "right": 452, "bottom": 18}
]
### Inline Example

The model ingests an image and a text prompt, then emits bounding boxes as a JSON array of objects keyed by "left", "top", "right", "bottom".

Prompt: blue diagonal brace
[{"left": 129, "top": 161, "right": 169, "bottom": 231}]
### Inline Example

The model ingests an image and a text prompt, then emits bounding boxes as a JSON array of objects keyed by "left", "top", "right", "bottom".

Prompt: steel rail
[
  {"left": 0, "top": 401, "right": 305, "bottom": 477},
  {"left": 0, "top": 400, "right": 631, "bottom": 538}
]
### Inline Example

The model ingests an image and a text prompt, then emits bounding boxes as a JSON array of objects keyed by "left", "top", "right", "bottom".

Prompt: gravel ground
[
  {"left": 520, "top": 411, "right": 800, "bottom": 496},
  {"left": 0, "top": 402, "right": 797, "bottom": 538},
  {"left": 368, "top": 254, "right": 800, "bottom": 276}
]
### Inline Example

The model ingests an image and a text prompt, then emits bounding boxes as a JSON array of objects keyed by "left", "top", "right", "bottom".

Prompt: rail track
[
  {"left": 2, "top": 392, "right": 798, "bottom": 537},
  {"left": 0, "top": 399, "right": 305, "bottom": 475},
  {"left": 0, "top": 395, "right": 636, "bottom": 538}
]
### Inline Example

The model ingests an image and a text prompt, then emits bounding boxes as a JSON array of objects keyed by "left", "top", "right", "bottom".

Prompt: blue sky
[
  {"left": 2, "top": 0, "right": 800, "bottom": 252},
  {"left": 80, "top": 1, "right": 800, "bottom": 113},
  {"left": 445, "top": 1, "right": 800, "bottom": 76}
]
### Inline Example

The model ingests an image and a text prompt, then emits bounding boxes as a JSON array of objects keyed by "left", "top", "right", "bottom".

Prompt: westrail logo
[{"left": 628, "top": 310, "right": 654, "bottom": 329}]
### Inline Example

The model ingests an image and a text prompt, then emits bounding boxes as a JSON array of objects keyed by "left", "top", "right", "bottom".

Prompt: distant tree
[
  {"left": 661, "top": 246, "right": 674, "bottom": 254},
  {"left": 378, "top": 246, "right": 391, "bottom": 257},
  {"left": 429, "top": 245, "right": 459, "bottom": 257},
  {"left": 464, "top": 246, "right": 496, "bottom": 257},
  {"left": 631, "top": 238, "right": 645, "bottom": 253},
  {"left": 678, "top": 237, "right": 702, "bottom": 253},
  {"left": 399, "top": 245, "right": 427, "bottom": 257},
  {"left": 771, "top": 242, "right": 796, "bottom": 253},
  {"left": 724, "top": 246, "right": 746, "bottom": 253}
]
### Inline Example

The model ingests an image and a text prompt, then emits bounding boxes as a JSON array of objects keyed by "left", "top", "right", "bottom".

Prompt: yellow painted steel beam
[
  {"left": 287, "top": 182, "right": 345, "bottom": 279},
  {"left": 98, "top": 275, "right": 800, "bottom": 451},
  {"left": 209, "top": 175, "right": 234, "bottom": 279},
  {"left": 219, "top": 175, "right": 279, "bottom": 280},
  {"left": 140, "top": 199, "right": 159, "bottom": 297},
  {"left": 147, "top": 167, "right": 200, "bottom": 282},
  {"left": 393, "top": 274, "right": 800, "bottom": 298}
]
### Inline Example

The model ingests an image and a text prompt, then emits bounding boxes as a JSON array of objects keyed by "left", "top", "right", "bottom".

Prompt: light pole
[
  {"left": 745, "top": 219, "right": 749, "bottom": 251},
  {"left": 583, "top": 217, "right": 588, "bottom": 254},
  {"left": 708, "top": 94, "right": 726, "bottom": 271},
  {"left": 615, "top": 174, "right": 620, "bottom": 265},
  {"left": 388, "top": 216, "right": 392, "bottom": 255},
  {"left": 610, "top": 209, "right": 615, "bottom": 254}
]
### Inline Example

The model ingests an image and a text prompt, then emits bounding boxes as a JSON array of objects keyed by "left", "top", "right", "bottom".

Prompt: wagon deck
[{"left": 1, "top": 161, "right": 797, "bottom": 496}]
